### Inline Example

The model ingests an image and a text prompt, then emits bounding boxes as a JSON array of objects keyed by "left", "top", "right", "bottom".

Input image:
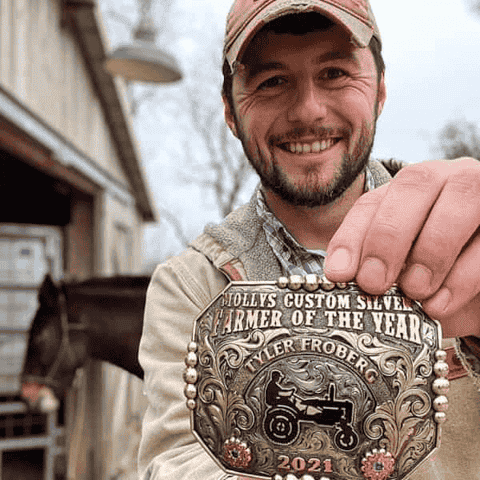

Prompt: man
[{"left": 138, "top": 1, "right": 480, "bottom": 479}]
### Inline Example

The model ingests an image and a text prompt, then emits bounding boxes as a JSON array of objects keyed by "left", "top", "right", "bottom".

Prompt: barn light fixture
[{"left": 104, "top": 0, "right": 182, "bottom": 84}]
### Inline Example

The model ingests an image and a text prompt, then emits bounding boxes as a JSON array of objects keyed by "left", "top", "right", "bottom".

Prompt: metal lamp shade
[{"left": 105, "top": 42, "right": 183, "bottom": 83}]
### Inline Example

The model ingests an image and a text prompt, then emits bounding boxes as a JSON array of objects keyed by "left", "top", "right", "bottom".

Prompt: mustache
[{"left": 270, "top": 126, "right": 351, "bottom": 144}]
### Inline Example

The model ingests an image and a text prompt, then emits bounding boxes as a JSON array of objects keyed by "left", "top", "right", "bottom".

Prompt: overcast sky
[
  {"left": 371, "top": 0, "right": 480, "bottom": 162},
  {"left": 99, "top": 0, "right": 480, "bottom": 262}
]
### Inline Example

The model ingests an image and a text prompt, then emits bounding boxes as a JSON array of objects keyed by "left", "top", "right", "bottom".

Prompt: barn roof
[{"left": 64, "top": 0, "right": 156, "bottom": 222}]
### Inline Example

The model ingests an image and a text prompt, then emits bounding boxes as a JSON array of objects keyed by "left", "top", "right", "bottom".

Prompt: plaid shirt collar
[{"left": 256, "top": 167, "right": 375, "bottom": 276}]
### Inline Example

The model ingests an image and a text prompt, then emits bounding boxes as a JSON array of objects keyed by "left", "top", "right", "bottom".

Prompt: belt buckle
[{"left": 184, "top": 277, "right": 449, "bottom": 480}]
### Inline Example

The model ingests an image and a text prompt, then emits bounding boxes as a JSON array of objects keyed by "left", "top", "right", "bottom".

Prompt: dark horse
[{"left": 22, "top": 274, "right": 149, "bottom": 395}]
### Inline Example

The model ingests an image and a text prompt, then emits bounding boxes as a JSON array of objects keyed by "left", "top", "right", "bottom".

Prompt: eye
[
  {"left": 257, "top": 76, "right": 288, "bottom": 91},
  {"left": 322, "top": 68, "right": 347, "bottom": 80}
]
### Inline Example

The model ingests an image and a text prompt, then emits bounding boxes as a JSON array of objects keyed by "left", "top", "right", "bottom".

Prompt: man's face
[{"left": 224, "top": 24, "right": 386, "bottom": 207}]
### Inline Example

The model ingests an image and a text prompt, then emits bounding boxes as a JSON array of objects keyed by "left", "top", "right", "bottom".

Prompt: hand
[{"left": 324, "top": 157, "right": 480, "bottom": 338}]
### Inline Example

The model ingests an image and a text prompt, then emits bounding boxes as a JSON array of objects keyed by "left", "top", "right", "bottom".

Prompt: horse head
[
  {"left": 22, "top": 274, "right": 89, "bottom": 398},
  {"left": 22, "top": 273, "right": 147, "bottom": 402}
]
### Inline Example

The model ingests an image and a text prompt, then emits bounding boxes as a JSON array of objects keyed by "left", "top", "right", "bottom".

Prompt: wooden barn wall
[
  {"left": 65, "top": 192, "right": 94, "bottom": 280},
  {"left": 95, "top": 193, "right": 144, "bottom": 276},
  {"left": 0, "top": 0, "right": 130, "bottom": 190}
]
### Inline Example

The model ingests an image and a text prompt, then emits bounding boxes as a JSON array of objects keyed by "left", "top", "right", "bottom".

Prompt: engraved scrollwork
[
  {"left": 198, "top": 333, "right": 219, "bottom": 374},
  {"left": 198, "top": 376, "right": 224, "bottom": 404},
  {"left": 388, "top": 343, "right": 432, "bottom": 391},
  {"left": 197, "top": 375, "right": 256, "bottom": 451},
  {"left": 357, "top": 333, "right": 409, "bottom": 375},
  {"left": 333, "top": 332, "right": 433, "bottom": 388},
  {"left": 363, "top": 390, "right": 431, "bottom": 451},
  {"left": 396, "top": 418, "right": 435, "bottom": 473},
  {"left": 358, "top": 330, "right": 436, "bottom": 477},
  {"left": 362, "top": 354, "right": 435, "bottom": 477},
  {"left": 294, "top": 426, "right": 331, "bottom": 453},
  {"left": 398, "top": 388, "right": 431, "bottom": 418},
  {"left": 244, "top": 434, "right": 275, "bottom": 473},
  {"left": 195, "top": 319, "right": 257, "bottom": 454},
  {"left": 218, "top": 330, "right": 267, "bottom": 369},
  {"left": 335, "top": 456, "right": 363, "bottom": 480}
]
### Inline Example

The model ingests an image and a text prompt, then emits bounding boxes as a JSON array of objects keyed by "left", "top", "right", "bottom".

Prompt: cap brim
[{"left": 225, "top": 1, "right": 376, "bottom": 70}]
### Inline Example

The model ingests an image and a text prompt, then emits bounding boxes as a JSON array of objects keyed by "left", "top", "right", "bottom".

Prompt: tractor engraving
[{"left": 264, "top": 371, "right": 359, "bottom": 450}]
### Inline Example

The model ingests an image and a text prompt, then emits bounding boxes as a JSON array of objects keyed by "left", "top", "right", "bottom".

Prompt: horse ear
[{"left": 38, "top": 274, "right": 60, "bottom": 309}]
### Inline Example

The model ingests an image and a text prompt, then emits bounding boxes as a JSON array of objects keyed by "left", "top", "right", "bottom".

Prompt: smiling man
[
  {"left": 138, "top": 1, "right": 480, "bottom": 479},
  {"left": 223, "top": 12, "right": 385, "bottom": 250}
]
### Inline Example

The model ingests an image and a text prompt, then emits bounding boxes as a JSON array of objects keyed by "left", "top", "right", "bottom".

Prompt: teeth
[{"left": 285, "top": 138, "right": 337, "bottom": 154}]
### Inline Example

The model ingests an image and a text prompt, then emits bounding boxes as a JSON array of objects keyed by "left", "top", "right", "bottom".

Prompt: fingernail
[
  {"left": 430, "top": 287, "right": 451, "bottom": 315},
  {"left": 326, "top": 248, "right": 352, "bottom": 273},
  {"left": 404, "top": 264, "right": 433, "bottom": 295},
  {"left": 359, "top": 257, "right": 387, "bottom": 289}
]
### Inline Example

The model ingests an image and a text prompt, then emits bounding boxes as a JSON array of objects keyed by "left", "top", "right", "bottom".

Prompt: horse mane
[{"left": 64, "top": 275, "right": 151, "bottom": 299}]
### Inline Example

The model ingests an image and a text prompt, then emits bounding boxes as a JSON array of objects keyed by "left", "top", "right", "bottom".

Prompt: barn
[{"left": 0, "top": 1, "right": 156, "bottom": 478}]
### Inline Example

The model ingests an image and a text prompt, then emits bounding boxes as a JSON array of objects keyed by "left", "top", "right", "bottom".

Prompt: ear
[
  {"left": 376, "top": 72, "right": 387, "bottom": 116},
  {"left": 222, "top": 94, "right": 239, "bottom": 139},
  {"left": 39, "top": 274, "right": 60, "bottom": 310}
]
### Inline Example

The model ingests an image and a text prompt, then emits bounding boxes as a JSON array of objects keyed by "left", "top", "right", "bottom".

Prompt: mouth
[{"left": 277, "top": 137, "right": 342, "bottom": 154}]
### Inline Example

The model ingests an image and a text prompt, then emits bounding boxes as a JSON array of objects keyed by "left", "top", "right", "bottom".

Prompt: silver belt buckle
[{"left": 184, "top": 277, "right": 448, "bottom": 480}]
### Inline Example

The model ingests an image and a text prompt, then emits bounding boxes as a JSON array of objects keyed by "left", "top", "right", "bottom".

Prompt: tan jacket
[{"left": 138, "top": 161, "right": 480, "bottom": 480}]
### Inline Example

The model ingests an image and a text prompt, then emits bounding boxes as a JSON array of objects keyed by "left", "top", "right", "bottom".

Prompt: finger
[
  {"left": 421, "top": 228, "right": 480, "bottom": 327},
  {"left": 355, "top": 163, "right": 449, "bottom": 294},
  {"left": 324, "top": 184, "right": 388, "bottom": 282},
  {"left": 399, "top": 165, "right": 480, "bottom": 300},
  {"left": 448, "top": 156, "right": 480, "bottom": 167},
  {"left": 429, "top": 294, "right": 480, "bottom": 339}
]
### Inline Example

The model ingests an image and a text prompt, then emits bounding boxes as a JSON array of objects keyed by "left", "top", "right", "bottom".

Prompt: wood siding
[{"left": 0, "top": 0, "right": 130, "bottom": 189}]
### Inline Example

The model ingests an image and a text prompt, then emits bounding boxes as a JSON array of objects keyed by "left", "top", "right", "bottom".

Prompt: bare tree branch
[
  {"left": 437, "top": 120, "right": 480, "bottom": 160},
  {"left": 106, "top": 10, "right": 134, "bottom": 29},
  {"left": 157, "top": 206, "right": 190, "bottom": 248},
  {"left": 467, "top": 0, "right": 480, "bottom": 16},
  {"left": 179, "top": 45, "right": 254, "bottom": 217},
  {"left": 130, "top": 88, "right": 156, "bottom": 116}
]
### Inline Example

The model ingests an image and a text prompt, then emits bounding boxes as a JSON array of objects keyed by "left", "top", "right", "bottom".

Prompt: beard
[{"left": 234, "top": 113, "right": 378, "bottom": 208}]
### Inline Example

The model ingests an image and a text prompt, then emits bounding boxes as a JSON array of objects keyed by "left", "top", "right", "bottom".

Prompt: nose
[{"left": 287, "top": 79, "right": 328, "bottom": 124}]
